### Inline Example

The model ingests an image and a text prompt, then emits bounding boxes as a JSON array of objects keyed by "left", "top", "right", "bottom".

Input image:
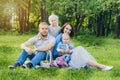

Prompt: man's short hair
[{"left": 39, "top": 22, "right": 48, "bottom": 28}]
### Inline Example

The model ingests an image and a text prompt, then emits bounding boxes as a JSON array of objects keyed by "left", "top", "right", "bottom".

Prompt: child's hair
[
  {"left": 62, "top": 33, "right": 70, "bottom": 40},
  {"left": 48, "top": 14, "right": 59, "bottom": 23}
]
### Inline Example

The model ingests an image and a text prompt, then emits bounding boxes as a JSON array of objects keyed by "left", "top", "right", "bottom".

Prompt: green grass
[{"left": 0, "top": 34, "right": 120, "bottom": 80}]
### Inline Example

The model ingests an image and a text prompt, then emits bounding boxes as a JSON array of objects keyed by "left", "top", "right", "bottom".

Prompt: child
[
  {"left": 48, "top": 14, "right": 61, "bottom": 37},
  {"left": 57, "top": 33, "right": 74, "bottom": 63}
]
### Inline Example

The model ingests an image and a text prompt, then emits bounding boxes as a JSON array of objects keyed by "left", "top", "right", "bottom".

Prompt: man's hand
[
  {"left": 25, "top": 48, "right": 34, "bottom": 55},
  {"left": 21, "top": 41, "right": 34, "bottom": 55}
]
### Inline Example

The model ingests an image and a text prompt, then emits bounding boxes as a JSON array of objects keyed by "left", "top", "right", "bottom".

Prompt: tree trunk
[
  {"left": 27, "top": 0, "right": 30, "bottom": 31},
  {"left": 18, "top": 7, "right": 24, "bottom": 33},
  {"left": 40, "top": 0, "right": 48, "bottom": 22},
  {"left": 24, "top": 0, "right": 30, "bottom": 32},
  {"left": 74, "top": 14, "right": 85, "bottom": 36},
  {"left": 106, "top": 10, "right": 112, "bottom": 36},
  {"left": 96, "top": 12, "right": 105, "bottom": 37},
  {"left": 88, "top": 17, "right": 93, "bottom": 31},
  {"left": 114, "top": 16, "right": 120, "bottom": 38},
  {"left": 17, "top": 0, "right": 31, "bottom": 33},
  {"left": 40, "top": 8, "right": 48, "bottom": 22}
]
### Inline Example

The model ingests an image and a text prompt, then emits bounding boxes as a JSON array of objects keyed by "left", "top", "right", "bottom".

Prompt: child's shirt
[
  {"left": 56, "top": 42, "right": 74, "bottom": 54},
  {"left": 48, "top": 25, "right": 61, "bottom": 37}
]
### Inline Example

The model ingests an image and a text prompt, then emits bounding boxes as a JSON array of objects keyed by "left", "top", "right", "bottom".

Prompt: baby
[
  {"left": 57, "top": 33, "right": 74, "bottom": 63},
  {"left": 48, "top": 14, "right": 61, "bottom": 37}
]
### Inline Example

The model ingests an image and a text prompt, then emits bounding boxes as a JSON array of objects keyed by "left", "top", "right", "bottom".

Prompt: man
[{"left": 8, "top": 22, "right": 55, "bottom": 69}]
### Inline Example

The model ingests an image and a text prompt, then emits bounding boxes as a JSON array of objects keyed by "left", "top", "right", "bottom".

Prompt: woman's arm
[
  {"left": 56, "top": 42, "right": 66, "bottom": 55},
  {"left": 56, "top": 33, "right": 62, "bottom": 44}
]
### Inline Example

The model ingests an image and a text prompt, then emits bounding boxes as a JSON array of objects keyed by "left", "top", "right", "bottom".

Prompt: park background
[{"left": 0, "top": 0, "right": 120, "bottom": 80}]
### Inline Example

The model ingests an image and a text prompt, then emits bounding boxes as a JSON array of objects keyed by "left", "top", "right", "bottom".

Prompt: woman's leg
[
  {"left": 87, "top": 60, "right": 113, "bottom": 71},
  {"left": 87, "top": 60, "right": 106, "bottom": 69}
]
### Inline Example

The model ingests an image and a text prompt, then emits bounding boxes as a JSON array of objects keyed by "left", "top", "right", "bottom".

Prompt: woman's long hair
[{"left": 61, "top": 22, "right": 74, "bottom": 37}]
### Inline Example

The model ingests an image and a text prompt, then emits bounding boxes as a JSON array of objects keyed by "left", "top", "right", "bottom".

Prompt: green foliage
[
  {"left": 1, "top": 0, "right": 120, "bottom": 37},
  {"left": 82, "top": 18, "right": 88, "bottom": 27}
]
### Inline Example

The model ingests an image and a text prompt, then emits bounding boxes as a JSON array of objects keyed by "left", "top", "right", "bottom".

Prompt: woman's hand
[
  {"left": 65, "top": 49, "right": 73, "bottom": 54},
  {"left": 59, "top": 50, "right": 65, "bottom": 55},
  {"left": 69, "top": 50, "right": 73, "bottom": 54}
]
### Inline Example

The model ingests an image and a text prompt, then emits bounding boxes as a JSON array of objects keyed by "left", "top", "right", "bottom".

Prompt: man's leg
[
  {"left": 31, "top": 51, "right": 46, "bottom": 67},
  {"left": 8, "top": 50, "right": 29, "bottom": 69},
  {"left": 16, "top": 50, "right": 32, "bottom": 65},
  {"left": 23, "top": 51, "right": 47, "bottom": 68}
]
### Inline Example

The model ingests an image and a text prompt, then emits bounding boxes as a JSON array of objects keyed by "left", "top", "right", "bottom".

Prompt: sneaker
[
  {"left": 22, "top": 62, "right": 33, "bottom": 69},
  {"left": 35, "top": 65, "right": 41, "bottom": 69},
  {"left": 102, "top": 66, "right": 113, "bottom": 71},
  {"left": 8, "top": 62, "right": 20, "bottom": 69}
]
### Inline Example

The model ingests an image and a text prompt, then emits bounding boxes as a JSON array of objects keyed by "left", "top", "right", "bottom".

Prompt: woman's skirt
[{"left": 69, "top": 46, "right": 96, "bottom": 69}]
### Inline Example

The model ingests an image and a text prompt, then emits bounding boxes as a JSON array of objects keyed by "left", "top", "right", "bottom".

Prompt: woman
[
  {"left": 53, "top": 22, "right": 74, "bottom": 58},
  {"left": 53, "top": 22, "right": 113, "bottom": 71}
]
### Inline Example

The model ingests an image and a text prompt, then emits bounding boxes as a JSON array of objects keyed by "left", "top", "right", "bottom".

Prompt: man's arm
[
  {"left": 21, "top": 41, "right": 34, "bottom": 55},
  {"left": 35, "top": 41, "right": 55, "bottom": 51},
  {"left": 35, "top": 39, "right": 56, "bottom": 52},
  {"left": 21, "top": 41, "right": 32, "bottom": 49}
]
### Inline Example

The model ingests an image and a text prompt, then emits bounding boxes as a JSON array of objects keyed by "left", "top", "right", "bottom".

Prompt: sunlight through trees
[{"left": 0, "top": 0, "right": 120, "bottom": 38}]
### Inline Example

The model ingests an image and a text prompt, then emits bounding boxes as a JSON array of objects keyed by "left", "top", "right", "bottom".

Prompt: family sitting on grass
[{"left": 8, "top": 14, "right": 113, "bottom": 71}]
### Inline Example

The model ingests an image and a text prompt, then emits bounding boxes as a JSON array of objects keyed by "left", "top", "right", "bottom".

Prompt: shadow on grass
[
  {"left": 73, "top": 35, "right": 105, "bottom": 46},
  {"left": 112, "top": 67, "right": 120, "bottom": 78}
]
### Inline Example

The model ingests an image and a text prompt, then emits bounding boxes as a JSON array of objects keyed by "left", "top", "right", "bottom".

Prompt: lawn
[{"left": 0, "top": 34, "right": 120, "bottom": 80}]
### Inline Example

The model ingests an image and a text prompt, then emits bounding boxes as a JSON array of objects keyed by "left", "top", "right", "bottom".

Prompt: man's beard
[{"left": 41, "top": 33, "right": 47, "bottom": 38}]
